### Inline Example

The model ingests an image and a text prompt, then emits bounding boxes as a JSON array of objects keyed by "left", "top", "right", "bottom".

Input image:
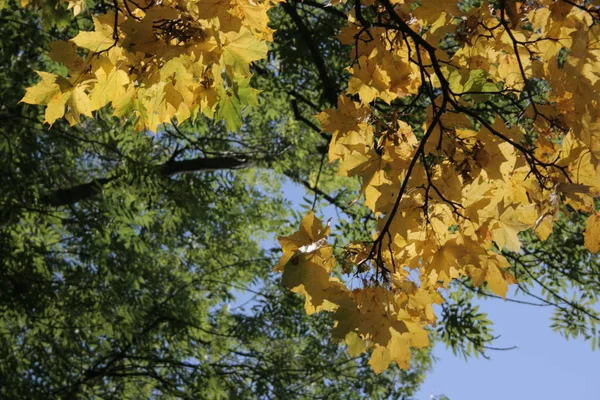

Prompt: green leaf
[
  {"left": 215, "top": 76, "right": 259, "bottom": 131},
  {"left": 445, "top": 67, "right": 500, "bottom": 96}
]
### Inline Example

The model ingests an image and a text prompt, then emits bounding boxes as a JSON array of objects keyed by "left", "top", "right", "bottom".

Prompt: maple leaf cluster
[
  {"left": 17, "top": 0, "right": 600, "bottom": 373},
  {"left": 278, "top": 0, "right": 600, "bottom": 372},
  {"left": 20, "top": 0, "right": 273, "bottom": 131}
]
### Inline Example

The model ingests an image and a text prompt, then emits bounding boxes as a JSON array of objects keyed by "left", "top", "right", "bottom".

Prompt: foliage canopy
[
  {"left": 0, "top": 2, "right": 432, "bottom": 398},
  {"left": 4, "top": 0, "right": 600, "bottom": 386}
]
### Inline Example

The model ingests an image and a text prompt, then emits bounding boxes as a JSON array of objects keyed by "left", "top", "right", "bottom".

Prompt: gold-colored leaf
[{"left": 584, "top": 212, "right": 600, "bottom": 253}]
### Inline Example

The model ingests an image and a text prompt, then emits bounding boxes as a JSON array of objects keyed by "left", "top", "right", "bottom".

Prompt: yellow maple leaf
[
  {"left": 281, "top": 251, "right": 337, "bottom": 314},
  {"left": 136, "top": 82, "right": 169, "bottom": 132},
  {"left": 45, "top": 89, "right": 72, "bottom": 126},
  {"left": 584, "top": 212, "right": 600, "bottom": 253},
  {"left": 222, "top": 28, "right": 268, "bottom": 74},
  {"left": 276, "top": 212, "right": 341, "bottom": 313},
  {"left": 65, "top": 85, "right": 93, "bottom": 125},
  {"left": 426, "top": 240, "right": 467, "bottom": 286},
  {"left": 229, "top": 0, "right": 273, "bottom": 40},
  {"left": 89, "top": 53, "right": 130, "bottom": 111},
  {"left": 49, "top": 40, "right": 86, "bottom": 71},
  {"left": 368, "top": 321, "right": 429, "bottom": 373},
  {"left": 344, "top": 331, "right": 367, "bottom": 357},
  {"left": 468, "top": 253, "right": 514, "bottom": 298},
  {"left": 413, "top": 0, "right": 460, "bottom": 22},
  {"left": 275, "top": 211, "right": 331, "bottom": 272},
  {"left": 21, "top": 71, "right": 92, "bottom": 126},
  {"left": 187, "top": 0, "right": 229, "bottom": 21},
  {"left": 71, "top": 14, "right": 117, "bottom": 53},
  {"left": 347, "top": 54, "right": 392, "bottom": 105},
  {"left": 66, "top": 0, "right": 83, "bottom": 15},
  {"left": 20, "top": 71, "right": 67, "bottom": 106},
  {"left": 490, "top": 203, "right": 529, "bottom": 252}
]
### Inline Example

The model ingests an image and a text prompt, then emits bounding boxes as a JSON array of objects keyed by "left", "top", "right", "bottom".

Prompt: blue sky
[
  {"left": 416, "top": 289, "right": 598, "bottom": 400},
  {"left": 278, "top": 179, "right": 599, "bottom": 400}
]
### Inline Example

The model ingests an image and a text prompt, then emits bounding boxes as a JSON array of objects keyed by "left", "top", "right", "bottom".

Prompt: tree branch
[
  {"left": 299, "top": 0, "right": 348, "bottom": 19},
  {"left": 45, "top": 156, "right": 253, "bottom": 207},
  {"left": 282, "top": 1, "right": 339, "bottom": 105},
  {"left": 287, "top": 172, "right": 360, "bottom": 218}
]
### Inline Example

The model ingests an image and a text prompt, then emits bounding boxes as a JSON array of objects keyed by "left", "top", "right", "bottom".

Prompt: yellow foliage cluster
[
  {"left": 20, "top": 0, "right": 273, "bottom": 131},
  {"left": 278, "top": 0, "right": 600, "bottom": 372},
  {"left": 17, "top": 0, "right": 600, "bottom": 373}
]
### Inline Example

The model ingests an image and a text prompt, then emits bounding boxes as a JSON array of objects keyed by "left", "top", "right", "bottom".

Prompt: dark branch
[
  {"left": 299, "top": 0, "right": 348, "bottom": 19},
  {"left": 45, "top": 156, "right": 252, "bottom": 207},
  {"left": 282, "top": 1, "right": 339, "bottom": 105}
]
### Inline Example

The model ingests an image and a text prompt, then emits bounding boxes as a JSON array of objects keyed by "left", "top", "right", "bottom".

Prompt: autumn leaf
[
  {"left": 71, "top": 14, "right": 117, "bottom": 53},
  {"left": 584, "top": 212, "right": 600, "bottom": 254},
  {"left": 222, "top": 28, "right": 268, "bottom": 74},
  {"left": 280, "top": 251, "right": 336, "bottom": 314},
  {"left": 21, "top": 71, "right": 67, "bottom": 106},
  {"left": 49, "top": 40, "right": 86, "bottom": 71},
  {"left": 89, "top": 54, "right": 130, "bottom": 111},
  {"left": 427, "top": 241, "right": 467, "bottom": 286},
  {"left": 65, "top": 85, "right": 93, "bottom": 125},
  {"left": 344, "top": 331, "right": 366, "bottom": 357},
  {"left": 20, "top": 71, "right": 92, "bottom": 125},
  {"left": 275, "top": 211, "right": 331, "bottom": 272},
  {"left": 276, "top": 211, "right": 342, "bottom": 313},
  {"left": 490, "top": 203, "right": 529, "bottom": 252},
  {"left": 468, "top": 253, "right": 514, "bottom": 298}
]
